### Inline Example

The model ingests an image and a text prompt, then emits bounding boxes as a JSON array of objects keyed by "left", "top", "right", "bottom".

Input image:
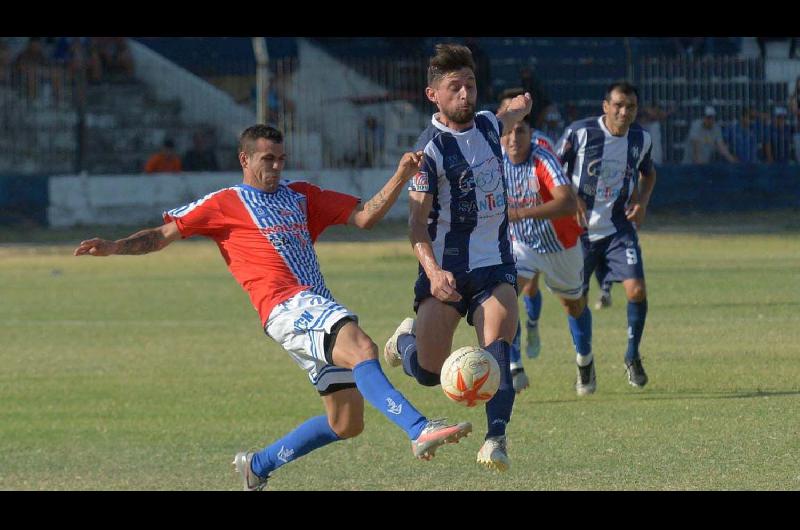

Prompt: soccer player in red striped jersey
[
  {"left": 498, "top": 95, "right": 594, "bottom": 397},
  {"left": 74, "top": 125, "right": 473, "bottom": 490}
]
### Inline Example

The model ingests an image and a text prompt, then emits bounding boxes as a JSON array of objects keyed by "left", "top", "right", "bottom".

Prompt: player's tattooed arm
[
  {"left": 74, "top": 222, "right": 182, "bottom": 257},
  {"left": 348, "top": 151, "right": 423, "bottom": 229}
]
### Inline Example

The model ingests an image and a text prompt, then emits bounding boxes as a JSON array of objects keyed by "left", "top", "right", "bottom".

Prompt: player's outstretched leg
[
  {"left": 233, "top": 415, "right": 341, "bottom": 491},
  {"left": 339, "top": 321, "right": 470, "bottom": 459}
]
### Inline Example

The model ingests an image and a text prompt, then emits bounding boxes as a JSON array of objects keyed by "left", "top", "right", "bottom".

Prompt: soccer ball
[{"left": 440, "top": 346, "right": 500, "bottom": 407}]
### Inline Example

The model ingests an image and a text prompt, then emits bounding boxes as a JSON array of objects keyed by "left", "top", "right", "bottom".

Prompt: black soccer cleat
[{"left": 625, "top": 357, "right": 649, "bottom": 388}]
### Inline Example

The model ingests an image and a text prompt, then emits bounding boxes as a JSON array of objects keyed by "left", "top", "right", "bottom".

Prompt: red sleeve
[
  {"left": 162, "top": 190, "right": 228, "bottom": 239},
  {"left": 289, "top": 181, "right": 360, "bottom": 241}
]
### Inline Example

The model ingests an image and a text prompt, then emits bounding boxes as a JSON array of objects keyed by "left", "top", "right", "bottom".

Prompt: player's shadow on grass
[
  {"left": 631, "top": 389, "right": 800, "bottom": 401},
  {"left": 533, "top": 389, "right": 800, "bottom": 405},
  {"left": 655, "top": 300, "right": 800, "bottom": 310}
]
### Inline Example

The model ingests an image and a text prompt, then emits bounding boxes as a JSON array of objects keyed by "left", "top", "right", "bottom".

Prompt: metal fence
[
  {"left": 2, "top": 42, "right": 799, "bottom": 176},
  {"left": 635, "top": 56, "right": 797, "bottom": 164}
]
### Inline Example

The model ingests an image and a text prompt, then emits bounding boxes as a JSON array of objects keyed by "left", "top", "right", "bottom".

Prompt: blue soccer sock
[
  {"left": 251, "top": 415, "right": 340, "bottom": 478},
  {"left": 509, "top": 320, "right": 522, "bottom": 367},
  {"left": 625, "top": 299, "right": 648, "bottom": 362},
  {"left": 353, "top": 359, "right": 428, "bottom": 440},
  {"left": 484, "top": 339, "right": 515, "bottom": 438},
  {"left": 399, "top": 333, "right": 440, "bottom": 386},
  {"left": 568, "top": 305, "right": 593, "bottom": 365},
  {"left": 523, "top": 291, "right": 542, "bottom": 327}
]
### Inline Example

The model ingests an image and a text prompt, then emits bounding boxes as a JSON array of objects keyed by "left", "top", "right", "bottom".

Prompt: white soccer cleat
[
  {"left": 411, "top": 419, "right": 472, "bottom": 460},
  {"left": 232, "top": 451, "right": 269, "bottom": 491},
  {"left": 477, "top": 435, "right": 509, "bottom": 472},
  {"left": 384, "top": 317, "right": 416, "bottom": 368}
]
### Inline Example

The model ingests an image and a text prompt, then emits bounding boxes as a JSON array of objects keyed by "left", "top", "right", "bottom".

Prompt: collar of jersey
[
  {"left": 431, "top": 113, "right": 475, "bottom": 135},
  {"left": 237, "top": 183, "right": 284, "bottom": 195},
  {"left": 598, "top": 115, "right": 629, "bottom": 138},
  {"left": 501, "top": 143, "right": 535, "bottom": 167}
]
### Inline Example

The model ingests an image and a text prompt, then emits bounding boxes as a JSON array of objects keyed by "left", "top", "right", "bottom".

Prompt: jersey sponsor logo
[
  {"left": 630, "top": 145, "right": 640, "bottom": 160},
  {"left": 413, "top": 172, "right": 429, "bottom": 191},
  {"left": 476, "top": 191, "right": 506, "bottom": 218}
]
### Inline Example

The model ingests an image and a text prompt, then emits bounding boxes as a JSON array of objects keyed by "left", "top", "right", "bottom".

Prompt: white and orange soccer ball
[{"left": 440, "top": 346, "right": 500, "bottom": 407}]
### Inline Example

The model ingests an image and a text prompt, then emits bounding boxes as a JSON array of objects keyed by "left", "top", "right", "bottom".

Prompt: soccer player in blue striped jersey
[
  {"left": 383, "top": 44, "right": 532, "bottom": 472},
  {"left": 556, "top": 81, "right": 657, "bottom": 390},
  {"left": 496, "top": 90, "right": 591, "bottom": 396}
]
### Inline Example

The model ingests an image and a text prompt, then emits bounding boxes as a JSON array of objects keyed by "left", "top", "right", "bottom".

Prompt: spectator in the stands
[
  {"left": 789, "top": 76, "right": 800, "bottom": 163},
  {"left": 357, "top": 115, "right": 385, "bottom": 167},
  {"left": 12, "top": 37, "right": 64, "bottom": 103},
  {"left": 724, "top": 108, "right": 764, "bottom": 163},
  {"left": 92, "top": 37, "right": 134, "bottom": 80},
  {"left": 683, "top": 106, "right": 737, "bottom": 164},
  {"left": 764, "top": 107, "right": 795, "bottom": 164},
  {"left": 539, "top": 105, "right": 563, "bottom": 146},
  {"left": 520, "top": 65, "right": 551, "bottom": 129},
  {"left": 638, "top": 102, "right": 673, "bottom": 165},
  {"left": 145, "top": 138, "right": 182, "bottom": 173},
  {"left": 0, "top": 39, "right": 11, "bottom": 85},
  {"left": 183, "top": 130, "right": 220, "bottom": 172}
]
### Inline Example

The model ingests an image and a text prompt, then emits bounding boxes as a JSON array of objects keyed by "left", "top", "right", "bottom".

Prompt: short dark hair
[
  {"left": 427, "top": 44, "right": 475, "bottom": 87},
  {"left": 604, "top": 81, "right": 639, "bottom": 102},
  {"left": 497, "top": 87, "right": 531, "bottom": 125},
  {"left": 163, "top": 138, "right": 175, "bottom": 149},
  {"left": 239, "top": 124, "right": 283, "bottom": 156}
]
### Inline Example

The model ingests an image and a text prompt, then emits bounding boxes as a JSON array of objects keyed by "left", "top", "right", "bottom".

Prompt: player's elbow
[{"left": 561, "top": 194, "right": 578, "bottom": 216}]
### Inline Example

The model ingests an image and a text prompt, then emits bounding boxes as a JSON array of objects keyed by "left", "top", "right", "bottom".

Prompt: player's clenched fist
[{"left": 396, "top": 151, "right": 425, "bottom": 181}]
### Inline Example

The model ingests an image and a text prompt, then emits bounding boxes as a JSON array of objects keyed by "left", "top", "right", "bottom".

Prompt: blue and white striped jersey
[
  {"left": 409, "top": 111, "right": 513, "bottom": 273},
  {"left": 556, "top": 116, "right": 653, "bottom": 242}
]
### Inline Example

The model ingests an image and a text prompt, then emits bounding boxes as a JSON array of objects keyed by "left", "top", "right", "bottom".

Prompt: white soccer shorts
[
  {"left": 264, "top": 289, "right": 357, "bottom": 393},
  {"left": 513, "top": 241, "right": 584, "bottom": 300}
]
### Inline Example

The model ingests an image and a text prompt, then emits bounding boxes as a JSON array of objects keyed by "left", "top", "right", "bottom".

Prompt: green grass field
[{"left": 1, "top": 225, "right": 799, "bottom": 490}]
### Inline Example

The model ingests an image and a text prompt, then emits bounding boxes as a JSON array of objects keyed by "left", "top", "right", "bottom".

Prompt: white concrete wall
[{"left": 47, "top": 170, "right": 409, "bottom": 227}]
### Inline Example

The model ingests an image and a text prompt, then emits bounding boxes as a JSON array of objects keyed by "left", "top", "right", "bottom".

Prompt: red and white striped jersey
[{"left": 163, "top": 181, "right": 359, "bottom": 325}]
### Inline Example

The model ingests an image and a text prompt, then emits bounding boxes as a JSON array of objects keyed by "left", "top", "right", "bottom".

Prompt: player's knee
[
  {"left": 330, "top": 415, "right": 364, "bottom": 439},
  {"left": 415, "top": 365, "right": 441, "bottom": 387},
  {"left": 343, "top": 338, "right": 378, "bottom": 367},
  {"left": 627, "top": 285, "right": 646, "bottom": 302},
  {"left": 563, "top": 297, "right": 585, "bottom": 317}
]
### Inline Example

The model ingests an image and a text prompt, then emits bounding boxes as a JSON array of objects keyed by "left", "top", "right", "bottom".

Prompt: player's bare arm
[
  {"left": 508, "top": 185, "right": 578, "bottom": 222},
  {"left": 626, "top": 168, "right": 657, "bottom": 226},
  {"left": 73, "top": 221, "right": 182, "bottom": 257},
  {"left": 496, "top": 92, "right": 532, "bottom": 133},
  {"left": 348, "top": 151, "right": 423, "bottom": 230},
  {"left": 408, "top": 191, "right": 461, "bottom": 303}
]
